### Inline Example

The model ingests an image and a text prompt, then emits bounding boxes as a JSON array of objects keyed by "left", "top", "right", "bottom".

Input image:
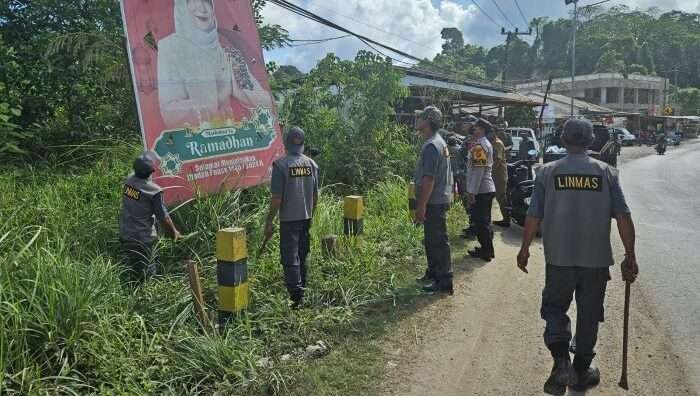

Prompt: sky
[{"left": 261, "top": 0, "right": 700, "bottom": 72}]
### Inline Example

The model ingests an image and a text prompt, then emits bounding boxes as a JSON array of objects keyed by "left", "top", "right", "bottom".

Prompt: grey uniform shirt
[
  {"left": 528, "top": 154, "right": 631, "bottom": 268},
  {"left": 466, "top": 136, "right": 496, "bottom": 194},
  {"left": 119, "top": 175, "right": 169, "bottom": 243},
  {"left": 271, "top": 153, "right": 319, "bottom": 222},
  {"left": 414, "top": 131, "right": 453, "bottom": 205}
]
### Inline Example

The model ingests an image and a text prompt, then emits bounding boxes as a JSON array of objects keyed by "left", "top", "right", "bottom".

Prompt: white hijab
[{"left": 174, "top": 0, "right": 219, "bottom": 49}]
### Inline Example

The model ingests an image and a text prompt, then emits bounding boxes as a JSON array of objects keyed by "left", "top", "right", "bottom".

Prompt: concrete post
[{"left": 601, "top": 87, "right": 607, "bottom": 105}]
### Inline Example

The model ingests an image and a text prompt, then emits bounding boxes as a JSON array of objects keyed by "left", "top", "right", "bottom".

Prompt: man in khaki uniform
[{"left": 489, "top": 129, "right": 509, "bottom": 227}]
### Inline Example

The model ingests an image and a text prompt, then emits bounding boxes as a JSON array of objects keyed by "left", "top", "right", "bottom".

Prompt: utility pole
[
  {"left": 500, "top": 27, "right": 532, "bottom": 118},
  {"left": 565, "top": 0, "right": 611, "bottom": 117},
  {"left": 566, "top": 0, "right": 578, "bottom": 118}
]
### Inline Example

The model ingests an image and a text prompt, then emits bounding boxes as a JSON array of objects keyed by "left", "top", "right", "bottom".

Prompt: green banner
[{"left": 153, "top": 108, "right": 277, "bottom": 175}]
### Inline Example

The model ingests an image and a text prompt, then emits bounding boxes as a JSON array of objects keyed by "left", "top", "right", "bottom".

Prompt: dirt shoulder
[{"left": 379, "top": 221, "right": 693, "bottom": 395}]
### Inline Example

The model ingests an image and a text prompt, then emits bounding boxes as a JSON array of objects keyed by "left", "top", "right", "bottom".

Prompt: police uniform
[
  {"left": 119, "top": 161, "right": 170, "bottom": 282},
  {"left": 415, "top": 117, "right": 454, "bottom": 291},
  {"left": 270, "top": 128, "right": 319, "bottom": 305},
  {"left": 491, "top": 136, "right": 509, "bottom": 222},
  {"left": 466, "top": 135, "right": 496, "bottom": 259},
  {"left": 528, "top": 121, "right": 631, "bottom": 391}
]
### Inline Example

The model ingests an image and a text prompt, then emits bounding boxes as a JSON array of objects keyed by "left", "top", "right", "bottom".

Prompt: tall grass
[{"left": 0, "top": 143, "right": 424, "bottom": 394}]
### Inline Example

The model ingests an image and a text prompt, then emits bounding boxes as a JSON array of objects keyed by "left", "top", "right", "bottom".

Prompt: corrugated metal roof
[{"left": 396, "top": 66, "right": 540, "bottom": 107}]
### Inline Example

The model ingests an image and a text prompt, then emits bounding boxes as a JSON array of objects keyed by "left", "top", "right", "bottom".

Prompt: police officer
[
  {"left": 466, "top": 118, "right": 496, "bottom": 262},
  {"left": 413, "top": 106, "right": 454, "bottom": 295},
  {"left": 517, "top": 119, "right": 639, "bottom": 395},
  {"left": 265, "top": 127, "right": 319, "bottom": 308},
  {"left": 489, "top": 129, "right": 509, "bottom": 227},
  {"left": 119, "top": 152, "right": 181, "bottom": 282}
]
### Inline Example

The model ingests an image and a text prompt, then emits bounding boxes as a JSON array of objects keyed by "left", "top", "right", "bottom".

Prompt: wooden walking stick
[
  {"left": 186, "top": 259, "right": 210, "bottom": 331},
  {"left": 618, "top": 281, "right": 631, "bottom": 390}
]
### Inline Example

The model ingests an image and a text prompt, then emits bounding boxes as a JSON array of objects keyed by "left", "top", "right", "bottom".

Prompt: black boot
[
  {"left": 493, "top": 219, "right": 511, "bottom": 228},
  {"left": 543, "top": 356, "right": 577, "bottom": 396},
  {"left": 468, "top": 247, "right": 494, "bottom": 261},
  {"left": 572, "top": 367, "right": 600, "bottom": 391},
  {"left": 290, "top": 290, "right": 304, "bottom": 310},
  {"left": 422, "top": 280, "right": 454, "bottom": 296},
  {"left": 572, "top": 355, "right": 600, "bottom": 391}
]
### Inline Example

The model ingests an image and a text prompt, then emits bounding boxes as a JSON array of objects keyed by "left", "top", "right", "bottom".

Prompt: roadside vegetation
[{"left": 0, "top": 140, "right": 430, "bottom": 394}]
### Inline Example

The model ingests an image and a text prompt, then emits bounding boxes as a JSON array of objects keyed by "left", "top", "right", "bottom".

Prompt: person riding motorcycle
[{"left": 656, "top": 133, "right": 667, "bottom": 155}]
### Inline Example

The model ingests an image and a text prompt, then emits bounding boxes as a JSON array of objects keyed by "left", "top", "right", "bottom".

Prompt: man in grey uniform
[
  {"left": 466, "top": 118, "right": 497, "bottom": 261},
  {"left": 265, "top": 127, "right": 319, "bottom": 308},
  {"left": 517, "top": 119, "right": 639, "bottom": 395},
  {"left": 413, "top": 106, "right": 454, "bottom": 295},
  {"left": 119, "top": 152, "right": 181, "bottom": 282}
]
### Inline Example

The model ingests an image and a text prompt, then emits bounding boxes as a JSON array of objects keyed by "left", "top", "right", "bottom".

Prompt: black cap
[
  {"left": 285, "top": 126, "right": 305, "bottom": 154},
  {"left": 562, "top": 119, "right": 594, "bottom": 147},
  {"left": 475, "top": 118, "right": 494, "bottom": 134},
  {"left": 133, "top": 151, "right": 157, "bottom": 177}
]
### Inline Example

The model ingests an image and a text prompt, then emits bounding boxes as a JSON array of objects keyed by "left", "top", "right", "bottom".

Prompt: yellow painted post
[
  {"left": 216, "top": 227, "right": 249, "bottom": 328},
  {"left": 343, "top": 195, "right": 364, "bottom": 236},
  {"left": 408, "top": 182, "right": 416, "bottom": 221}
]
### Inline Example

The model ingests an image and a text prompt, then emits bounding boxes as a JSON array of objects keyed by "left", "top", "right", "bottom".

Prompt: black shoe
[
  {"left": 461, "top": 230, "right": 477, "bottom": 240},
  {"left": 493, "top": 219, "right": 511, "bottom": 228},
  {"left": 468, "top": 248, "right": 494, "bottom": 261},
  {"left": 543, "top": 357, "right": 577, "bottom": 396},
  {"left": 415, "top": 274, "right": 434, "bottom": 284},
  {"left": 422, "top": 282, "right": 454, "bottom": 296},
  {"left": 290, "top": 291, "right": 304, "bottom": 310},
  {"left": 572, "top": 367, "right": 600, "bottom": 392}
]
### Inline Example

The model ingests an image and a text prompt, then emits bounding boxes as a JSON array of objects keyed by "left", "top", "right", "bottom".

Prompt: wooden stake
[{"left": 186, "top": 259, "right": 210, "bottom": 330}]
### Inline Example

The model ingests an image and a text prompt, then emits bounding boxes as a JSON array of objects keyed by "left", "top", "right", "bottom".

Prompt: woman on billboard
[{"left": 157, "top": 0, "right": 273, "bottom": 128}]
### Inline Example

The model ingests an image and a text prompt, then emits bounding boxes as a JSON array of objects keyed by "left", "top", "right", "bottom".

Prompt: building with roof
[
  {"left": 516, "top": 73, "right": 669, "bottom": 116},
  {"left": 395, "top": 66, "right": 540, "bottom": 124}
]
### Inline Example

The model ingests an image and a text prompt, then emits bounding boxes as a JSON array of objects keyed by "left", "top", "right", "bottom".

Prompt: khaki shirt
[{"left": 492, "top": 137, "right": 507, "bottom": 174}]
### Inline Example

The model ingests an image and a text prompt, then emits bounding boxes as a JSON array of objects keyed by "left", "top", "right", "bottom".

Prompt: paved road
[{"left": 620, "top": 141, "right": 700, "bottom": 393}]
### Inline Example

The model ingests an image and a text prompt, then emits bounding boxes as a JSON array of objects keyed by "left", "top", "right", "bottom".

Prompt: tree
[
  {"left": 677, "top": 87, "right": 700, "bottom": 116},
  {"left": 504, "top": 106, "right": 536, "bottom": 128},
  {"left": 595, "top": 49, "right": 626, "bottom": 73},
  {"left": 286, "top": 51, "right": 411, "bottom": 186},
  {"left": 441, "top": 28, "right": 464, "bottom": 55}
]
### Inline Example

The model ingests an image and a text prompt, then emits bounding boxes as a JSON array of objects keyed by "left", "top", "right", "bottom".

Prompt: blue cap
[
  {"left": 133, "top": 151, "right": 157, "bottom": 176},
  {"left": 285, "top": 127, "right": 305, "bottom": 154},
  {"left": 562, "top": 119, "right": 594, "bottom": 147}
]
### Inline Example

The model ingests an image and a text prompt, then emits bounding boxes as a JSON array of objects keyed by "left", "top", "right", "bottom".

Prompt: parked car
[
  {"left": 505, "top": 128, "right": 541, "bottom": 160},
  {"left": 667, "top": 133, "right": 682, "bottom": 146},
  {"left": 611, "top": 127, "right": 637, "bottom": 146}
]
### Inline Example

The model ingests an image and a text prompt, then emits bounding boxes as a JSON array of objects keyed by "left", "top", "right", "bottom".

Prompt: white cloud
[
  {"left": 262, "top": 0, "right": 700, "bottom": 71},
  {"left": 262, "top": 0, "right": 478, "bottom": 71}
]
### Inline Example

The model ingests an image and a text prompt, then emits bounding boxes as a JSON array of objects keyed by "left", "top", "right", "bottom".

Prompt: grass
[{"left": 0, "top": 141, "right": 443, "bottom": 394}]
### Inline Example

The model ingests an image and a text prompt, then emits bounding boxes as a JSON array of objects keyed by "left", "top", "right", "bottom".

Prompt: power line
[
  {"left": 267, "top": 0, "right": 511, "bottom": 91},
  {"left": 289, "top": 34, "right": 351, "bottom": 47},
  {"left": 301, "top": 2, "right": 433, "bottom": 51},
  {"left": 489, "top": 0, "right": 517, "bottom": 29},
  {"left": 469, "top": 0, "right": 504, "bottom": 29},
  {"left": 268, "top": 0, "right": 424, "bottom": 62},
  {"left": 513, "top": 0, "right": 529, "bottom": 27}
]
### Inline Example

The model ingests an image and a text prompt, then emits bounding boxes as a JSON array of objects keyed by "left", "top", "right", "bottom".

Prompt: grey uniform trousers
[
  {"left": 423, "top": 204, "right": 453, "bottom": 285},
  {"left": 120, "top": 238, "right": 156, "bottom": 283},
  {"left": 541, "top": 265, "right": 610, "bottom": 369},
  {"left": 280, "top": 220, "right": 311, "bottom": 300}
]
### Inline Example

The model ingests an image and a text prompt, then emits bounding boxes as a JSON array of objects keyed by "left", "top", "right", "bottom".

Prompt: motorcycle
[
  {"left": 656, "top": 142, "right": 666, "bottom": 155},
  {"left": 505, "top": 159, "right": 536, "bottom": 227}
]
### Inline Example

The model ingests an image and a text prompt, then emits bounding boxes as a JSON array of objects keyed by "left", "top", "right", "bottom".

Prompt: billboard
[{"left": 119, "top": 0, "right": 284, "bottom": 204}]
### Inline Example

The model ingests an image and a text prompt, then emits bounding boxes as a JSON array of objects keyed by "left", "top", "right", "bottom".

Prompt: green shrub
[{"left": 0, "top": 142, "right": 423, "bottom": 394}]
